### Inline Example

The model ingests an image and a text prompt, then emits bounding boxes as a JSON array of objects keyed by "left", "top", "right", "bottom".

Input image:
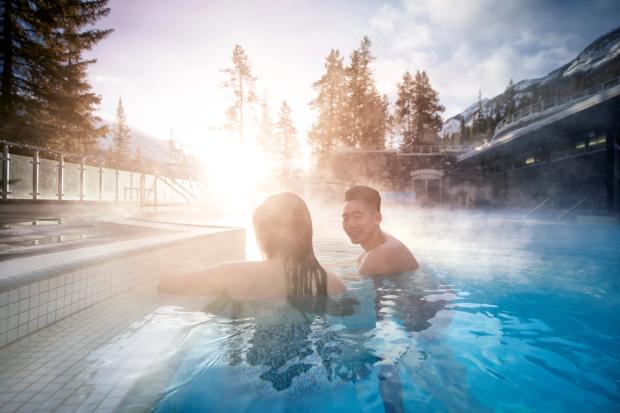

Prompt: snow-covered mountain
[{"left": 441, "top": 25, "right": 620, "bottom": 138}]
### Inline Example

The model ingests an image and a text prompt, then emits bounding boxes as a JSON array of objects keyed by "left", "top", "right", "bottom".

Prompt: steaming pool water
[{"left": 141, "top": 208, "right": 620, "bottom": 412}]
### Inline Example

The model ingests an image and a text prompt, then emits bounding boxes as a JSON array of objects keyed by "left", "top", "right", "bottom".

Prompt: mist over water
[{"left": 129, "top": 195, "right": 620, "bottom": 412}]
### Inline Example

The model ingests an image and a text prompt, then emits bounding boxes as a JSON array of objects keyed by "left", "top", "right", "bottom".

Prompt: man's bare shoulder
[{"left": 359, "top": 234, "right": 419, "bottom": 275}]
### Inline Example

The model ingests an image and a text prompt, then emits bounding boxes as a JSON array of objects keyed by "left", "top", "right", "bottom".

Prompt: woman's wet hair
[{"left": 253, "top": 192, "right": 328, "bottom": 298}]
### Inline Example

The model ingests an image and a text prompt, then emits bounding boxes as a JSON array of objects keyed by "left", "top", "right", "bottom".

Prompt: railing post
[
  {"left": 115, "top": 168, "right": 119, "bottom": 202},
  {"left": 153, "top": 175, "right": 158, "bottom": 205},
  {"left": 139, "top": 172, "right": 145, "bottom": 204},
  {"left": 129, "top": 171, "right": 133, "bottom": 201},
  {"left": 98, "top": 164, "right": 103, "bottom": 201},
  {"left": 2, "top": 143, "right": 10, "bottom": 199},
  {"left": 57, "top": 154, "right": 64, "bottom": 200},
  {"left": 79, "top": 157, "right": 85, "bottom": 201},
  {"left": 31, "top": 150, "right": 40, "bottom": 200}
]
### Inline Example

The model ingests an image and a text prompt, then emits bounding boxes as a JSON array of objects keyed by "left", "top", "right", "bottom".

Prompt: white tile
[
  {"left": 19, "top": 299, "right": 29, "bottom": 313},
  {"left": 48, "top": 278, "right": 57, "bottom": 289},
  {"left": 19, "top": 286, "right": 29, "bottom": 300},
  {"left": 39, "top": 279, "right": 49, "bottom": 293},
  {"left": 0, "top": 318, "right": 7, "bottom": 334},
  {"left": 18, "top": 324, "right": 28, "bottom": 338},
  {"left": 29, "top": 283, "right": 39, "bottom": 296},
  {"left": 37, "top": 304, "right": 47, "bottom": 319},
  {"left": 29, "top": 307, "right": 38, "bottom": 321},
  {"left": 1, "top": 402, "right": 23, "bottom": 412},
  {"left": 29, "top": 295, "right": 39, "bottom": 309},
  {"left": 0, "top": 292, "right": 7, "bottom": 307},
  {"left": 8, "top": 315, "right": 18, "bottom": 329},
  {"left": 19, "top": 312, "right": 28, "bottom": 325},
  {"left": 9, "top": 289, "right": 19, "bottom": 304},
  {"left": 0, "top": 305, "right": 7, "bottom": 321},
  {"left": 7, "top": 328, "right": 17, "bottom": 342}
]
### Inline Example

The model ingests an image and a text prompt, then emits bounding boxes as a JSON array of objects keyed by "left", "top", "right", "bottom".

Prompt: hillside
[{"left": 441, "top": 26, "right": 620, "bottom": 139}]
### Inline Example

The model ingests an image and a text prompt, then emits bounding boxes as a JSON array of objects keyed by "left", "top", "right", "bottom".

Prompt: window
[{"left": 589, "top": 135, "right": 606, "bottom": 146}]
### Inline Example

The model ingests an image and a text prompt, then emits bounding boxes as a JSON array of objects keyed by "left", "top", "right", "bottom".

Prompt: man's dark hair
[{"left": 345, "top": 185, "right": 381, "bottom": 212}]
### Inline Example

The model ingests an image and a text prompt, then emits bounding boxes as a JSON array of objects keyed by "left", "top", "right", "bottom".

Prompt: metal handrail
[
  {"left": 495, "top": 75, "right": 620, "bottom": 134},
  {"left": 402, "top": 144, "right": 474, "bottom": 154},
  {"left": 556, "top": 197, "right": 588, "bottom": 221},
  {"left": 523, "top": 197, "right": 549, "bottom": 218},
  {"left": 157, "top": 175, "right": 195, "bottom": 202}
]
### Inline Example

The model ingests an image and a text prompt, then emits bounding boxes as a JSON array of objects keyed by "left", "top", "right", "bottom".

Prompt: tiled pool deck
[
  {"left": 0, "top": 217, "right": 246, "bottom": 412},
  {"left": 0, "top": 282, "right": 210, "bottom": 413}
]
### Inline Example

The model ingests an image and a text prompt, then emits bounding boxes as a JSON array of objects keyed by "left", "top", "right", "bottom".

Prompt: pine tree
[
  {"left": 110, "top": 98, "right": 131, "bottom": 166},
  {"left": 134, "top": 145, "right": 143, "bottom": 169},
  {"left": 258, "top": 92, "right": 273, "bottom": 151},
  {"left": 411, "top": 70, "right": 444, "bottom": 145},
  {"left": 275, "top": 101, "right": 299, "bottom": 184},
  {"left": 459, "top": 117, "right": 466, "bottom": 143},
  {"left": 220, "top": 44, "right": 256, "bottom": 141},
  {"left": 0, "top": 1, "right": 112, "bottom": 150},
  {"left": 504, "top": 79, "right": 516, "bottom": 118},
  {"left": 395, "top": 71, "right": 416, "bottom": 148},
  {"left": 344, "top": 37, "right": 385, "bottom": 150},
  {"left": 308, "top": 49, "right": 347, "bottom": 156},
  {"left": 473, "top": 89, "right": 486, "bottom": 134}
]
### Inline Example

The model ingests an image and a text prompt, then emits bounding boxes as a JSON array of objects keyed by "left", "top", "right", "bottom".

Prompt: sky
[{"left": 86, "top": 0, "right": 620, "bottom": 152}]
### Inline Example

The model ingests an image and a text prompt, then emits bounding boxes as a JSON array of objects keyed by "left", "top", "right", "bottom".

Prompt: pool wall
[{"left": 0, "top": 224, "right": 245, "bottom": 348}]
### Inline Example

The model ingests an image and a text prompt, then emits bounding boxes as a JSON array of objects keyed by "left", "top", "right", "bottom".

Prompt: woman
[{"left": 159, "top": 192, "right": 346, "bottom": 299}]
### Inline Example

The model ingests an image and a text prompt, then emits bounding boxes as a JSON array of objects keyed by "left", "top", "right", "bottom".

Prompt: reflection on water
[
  {"left": 152, "top": 271, "right": 461, "bottom": 413},
  {"left": 125, "top": 209, "right": 619, "bottom": 412}
]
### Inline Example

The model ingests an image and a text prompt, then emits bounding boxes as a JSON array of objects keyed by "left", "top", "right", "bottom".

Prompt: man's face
[{"left": 342, "top": 200, "right": 381, "bottom": 245}]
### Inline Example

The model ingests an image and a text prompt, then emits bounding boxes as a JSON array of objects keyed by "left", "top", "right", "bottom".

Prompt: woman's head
[
  {"left": 253, "top": 192, "right": 326, "bottom": 297},
  {"left": 253, "top": 192, "right": 313, "bottom": 260}
]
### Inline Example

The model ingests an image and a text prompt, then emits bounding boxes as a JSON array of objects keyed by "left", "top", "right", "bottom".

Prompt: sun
[{"left": 190, "top": 128, "right": 276, "bottom": 208}]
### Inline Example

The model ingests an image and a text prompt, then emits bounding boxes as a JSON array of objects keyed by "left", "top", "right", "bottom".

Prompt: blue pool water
[{"left": 151, "top": 212, "right": 620, "bottom": 412}]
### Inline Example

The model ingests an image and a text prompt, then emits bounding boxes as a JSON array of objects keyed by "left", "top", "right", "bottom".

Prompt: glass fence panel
[
  {"left": 143, "top": 174, "right": 155, "bottom": 202},
  {"left": 102, "top": 168, "right": 117, "bottom": 201},
  {"left": 84, "top": 165, "right": 100, "bottom": 201},
  {"left": 64, "top": 162, "right": 81, "bottom": 200},
  {"left": 118, "top": 170, "right": 134, "bottom": 202},
  {"left": 4, "top": 149, "right": 194, "bottom": 203},
  {"left": 8, "top": 154, "right": 33, "bottom": 199},
  {"left": 39, "top": 157, "right": 59, "bottom": 199}
]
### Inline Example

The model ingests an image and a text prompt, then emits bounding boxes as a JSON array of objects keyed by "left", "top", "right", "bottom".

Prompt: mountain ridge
[{"left": 441, "top": 25, "right": 620, "bottom": 139}]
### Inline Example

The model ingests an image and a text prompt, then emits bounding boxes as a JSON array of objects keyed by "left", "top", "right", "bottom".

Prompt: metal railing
[
  {"left": 1, "top": 139, "right": 202, "bottom": 204},
  {"left": 401, "top": 144, "right": 474, "bottom": 154},
  {"left": 495, "top": 75, "right": 620, "bottom": 134}
]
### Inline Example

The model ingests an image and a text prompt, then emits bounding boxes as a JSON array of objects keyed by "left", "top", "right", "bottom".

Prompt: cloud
[
  {"left": 370, "top": 4, "right": 400, "bottom": 34},
  {"left": 369, "top": 0, "right": 620, "bottom": 117}
]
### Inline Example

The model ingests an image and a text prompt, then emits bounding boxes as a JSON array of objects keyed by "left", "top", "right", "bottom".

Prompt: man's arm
[{"left": 359, "top": 243, "right": 419, "bottom": 275}]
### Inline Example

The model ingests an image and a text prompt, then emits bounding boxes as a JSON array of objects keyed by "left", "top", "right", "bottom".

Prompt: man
[{"left": 342, "top": 185, "right": 419, "bottom": 275}]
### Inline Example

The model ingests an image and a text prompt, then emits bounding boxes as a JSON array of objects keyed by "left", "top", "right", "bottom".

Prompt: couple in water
[{"left": 159, "top": 185, "right": 419, "bottom": 299}]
